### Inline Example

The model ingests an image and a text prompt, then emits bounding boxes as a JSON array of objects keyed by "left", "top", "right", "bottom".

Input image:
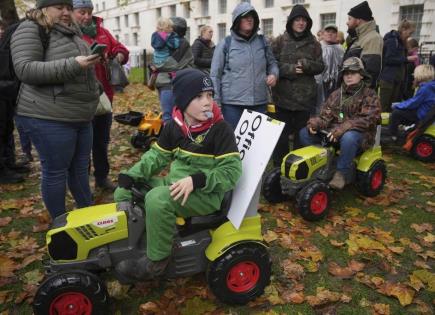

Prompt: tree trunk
[{"left": 0, "top": 0, "right": 20, "bottom": 26}]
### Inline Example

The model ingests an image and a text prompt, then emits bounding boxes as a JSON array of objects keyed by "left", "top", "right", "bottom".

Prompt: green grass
[
  {"left": 128, "top": 67, "right": 146, "bottom": 84},
  {"left": 1, "top": 85, "right": 434, "bottom": 314}
]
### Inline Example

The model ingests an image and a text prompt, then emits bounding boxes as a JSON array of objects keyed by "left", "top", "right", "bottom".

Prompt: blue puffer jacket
[
  {"left": 379, "top": 30, "right": 407, "bottom": 83},
  {"left": 210, "top": 2, "right": 278, "bottom": 106},
  {"left": 396, "top": 80, "right": 435, "bottom": 120}
]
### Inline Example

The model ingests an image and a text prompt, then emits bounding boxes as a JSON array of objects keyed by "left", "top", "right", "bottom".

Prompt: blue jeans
[
  {"left": 299, "top": 127, "right": 363, "bottom": 182},
  {"left": 15, "top": 116, "right": 93, "bottom": 218},
  {"left": 222, "top": 104, "right": 267, "bottom": 130},
  {"left": 158, "top": 88, "right": 174, "bottom": 123},
  {"left": 92, "top": 113, "right": 112, "bottom": 184}
]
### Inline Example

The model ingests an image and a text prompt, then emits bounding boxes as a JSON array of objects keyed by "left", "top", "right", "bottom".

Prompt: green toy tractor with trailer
[
  {"left": 32, "top": 184, "right": 272, "bottom": 314},
  {"left": 262, "top": 129, "right": 387, "bottom": 221}
]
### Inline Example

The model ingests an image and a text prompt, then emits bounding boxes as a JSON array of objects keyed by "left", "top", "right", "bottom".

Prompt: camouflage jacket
[
  {"left": 307, "top": 82, "right": 381, "bottom": 150},
  {"left": 271, "top": 31, "right": 324, "bottom": 112}
]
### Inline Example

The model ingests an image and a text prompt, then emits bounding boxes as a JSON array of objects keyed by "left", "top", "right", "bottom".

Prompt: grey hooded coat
[{"left": 210, "top": 2, "right": 279, "bottom": 106}]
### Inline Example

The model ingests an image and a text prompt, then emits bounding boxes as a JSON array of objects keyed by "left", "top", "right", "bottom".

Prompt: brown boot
[{"left": 329, "top": 171, "right": 346, "bottom": 190}]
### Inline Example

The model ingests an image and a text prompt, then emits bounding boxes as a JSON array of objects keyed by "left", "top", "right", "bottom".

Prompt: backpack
[
  {"left": 222, "top": 34, "right": 268, "bottom": 70},
  {"left": 0, "top": 20, "right": 50, "bottom": 99}
]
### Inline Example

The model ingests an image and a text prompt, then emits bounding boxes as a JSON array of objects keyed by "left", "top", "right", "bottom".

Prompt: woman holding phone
[
  {"left": 11, "top": 0, "right": 100, "bottom": 219},
  {"left": 73, "top": 0, "right": 129, "bottom": 192}
]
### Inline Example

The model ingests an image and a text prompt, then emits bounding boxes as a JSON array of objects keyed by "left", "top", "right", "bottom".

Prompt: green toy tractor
[
  {"left": 262, "top": 129, "right": 387, "bottom": 221},
  {"left": 32, "top": 186, "right": 271, "bottom": 314}
]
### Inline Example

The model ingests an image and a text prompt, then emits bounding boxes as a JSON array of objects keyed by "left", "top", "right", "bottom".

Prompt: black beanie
[
  {"left": 37, "top": 0, "right": 73, "bottom": 8},
  {"left": 348, "top": 1, "right": 373, "bottom": 21},
  {"left": 172, "top": 69, "right": 214, "bottom": 111}
]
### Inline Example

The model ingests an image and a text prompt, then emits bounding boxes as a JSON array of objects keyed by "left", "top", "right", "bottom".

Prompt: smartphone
[{"left": 90, "top": 42, "right": 107, "bottom": 56}]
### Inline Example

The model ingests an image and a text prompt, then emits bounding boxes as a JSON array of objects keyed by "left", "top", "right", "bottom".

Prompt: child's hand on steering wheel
[{"left": 170, "top": 177, "right": 194, "bottom": 206}]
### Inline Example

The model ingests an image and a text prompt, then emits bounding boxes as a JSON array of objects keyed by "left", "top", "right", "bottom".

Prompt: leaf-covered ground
[{"left": 0, "top": 83, "right": 434, "bottom": 315}]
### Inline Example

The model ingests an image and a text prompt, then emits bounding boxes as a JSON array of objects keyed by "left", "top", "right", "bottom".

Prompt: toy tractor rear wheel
[
  {"left": 262, "top": 167, "right": 288, "bottom": 203},
  {"left": 412, "top": 135, "right": 435, "bottom": 162},
  {"left": 297, "top": 181, "right": 330, "bottom": 221},
  {"left": 206, "top": 243, "right": 271, "bottom": 305},
  {"left": 33, "top": 270, "right": 109, "bottom": 315},
  {"left": 356, "top": 160, "right": 387, "bottom": 197}
]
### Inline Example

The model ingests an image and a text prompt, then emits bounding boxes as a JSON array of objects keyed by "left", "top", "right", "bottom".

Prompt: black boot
[
  {"left": 115, "top": 256, "right": 170, "bottom": 280},
  {"left": 0, "top": 168, "right": 25, "bottom": 184},
  {"left": 95, "top": 178, "right": 116, "bottom": 192}
]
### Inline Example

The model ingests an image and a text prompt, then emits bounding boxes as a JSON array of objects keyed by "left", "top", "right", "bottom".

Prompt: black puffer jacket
[
  {"left": 271, "top": 5, "right": 324, "bottom": 112},
  {"left": 191, "top": 37, "right": 215, "bottom": 74}
]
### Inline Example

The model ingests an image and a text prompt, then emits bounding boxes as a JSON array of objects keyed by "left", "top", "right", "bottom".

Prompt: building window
[
  {"left": 115, "top": 34, "right": 119, "bottom": 41},
  {"left": 241, "top": 0, "right": 250, "bottom": 2},
  {"left": 124, "top": 34, "right": 130, "bottom": 46},
  {"left": 133, "top": 33, "right": 138, "bottom": 46},
  {"left": 156, "top": 7, "right": 162, "bottom": 18},
  {"left": 170, "top": 4, "right": 176, "bottom": 17},
  {"left": 134, "top": 12, "right": 139, "bottom": 26},
  {"left": 116, "top": 16, "right": 120, "bottom": 29},
  {"left": 185, "top": 27, "right": 191, "bottom": 43},
  {"left": 201, "top": 0, "right": 209, "bottom": 16},
  {"left": 218, "top": 23, "right": 226, "bottom": 41},
  {"left": 265, "top": 0, "right": 273, "bottom": 8},
  {"left": 320, "top": 13, "right": 336, "bottom": 28},
  {"left": 95, "top": 3, "right": 99, "bottom": 11},
  {"left": 262, "top": 19, "right": 273, "bottom": 37},
  {"left": 219, "top": 0, "right": 227, "bottom": 14},
  {"left": 400, "top": 5, "right": 424, "bottom": 40},
  {"left": 102, "top": 1, "right": 105, "bottom": 10},
  {"left": 292, "top": 0, "right": 304, "bottom": 4},
  {"left": 183, "top": 3, "right": 190, "bottom": 18},
  {"left": 124, "top": 15, "right": 129, "bottom": 27}
]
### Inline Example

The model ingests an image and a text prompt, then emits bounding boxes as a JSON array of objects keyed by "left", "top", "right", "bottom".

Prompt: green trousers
[
  {"left": 379, "top": 80, "right": 403, "bottom": 113},
  {"left": 144, "top": 176, "right": 222, "bottom": 261}
]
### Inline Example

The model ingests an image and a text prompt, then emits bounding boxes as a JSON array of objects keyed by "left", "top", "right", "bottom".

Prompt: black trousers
[
  {"left": 389, "top": 109, "right": 419, "bottom": 137},
  {"left": 0, "top": 99, "right": 16, "bottom": 169},
  {"left": 92, "top": 112, "right": 113, "bottom": 183},
  {"left": 271, "top": 107, "right": 311, "bottom": 167}
]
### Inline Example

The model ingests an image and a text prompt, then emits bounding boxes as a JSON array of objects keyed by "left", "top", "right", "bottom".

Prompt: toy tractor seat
[{"left": 131, "top": 186, "right": 232, "bottom": 234}]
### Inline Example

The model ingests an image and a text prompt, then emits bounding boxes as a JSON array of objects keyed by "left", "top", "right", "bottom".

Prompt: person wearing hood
[
  {"left": 300, "top": 57, "right": 381, "bottom": 190},
  {"left": 73, "top": 0, "right": 129, "bottom": 192},
  {"left": 113, "top": 69, "right": 242, "bottom": 280},
  {"left": 191, "top": 25, "right": 215, "bottom": 74},
  {"left": 270, "top": 4, "right": 324, "bottom": 167},
  {"left": 343, "top": 1, "right": 383, "bottom": 88},
  {"left": 153, "top": 16, "right": 194, "bottom": 123},
  {"left": 379, "top": 19, "right": 416, "bottom": 112},
  {"left": 210, "top": 2, "right": 278, "bottom": 129}
]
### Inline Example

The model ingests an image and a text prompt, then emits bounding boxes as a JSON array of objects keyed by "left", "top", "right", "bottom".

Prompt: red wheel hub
[
  {"left": 310, "top": 192, "right": 328, "bottom": 215},
  {"left": 49, "top": 292, "right": 92, "bottom": 315},
  {"left": 226, "top": 261, "right": 260, "bottom": 293},
  {"left": 416, "top": 141, "right": 432, "bottom": 158},
  {"left": 371, "top": 169, "right": 383, "bottom": 190}
]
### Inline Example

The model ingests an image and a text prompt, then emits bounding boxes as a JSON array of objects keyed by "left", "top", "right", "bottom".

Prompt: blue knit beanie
[{"left": 72, "top": 0, "right": 93, "bottom": 9}]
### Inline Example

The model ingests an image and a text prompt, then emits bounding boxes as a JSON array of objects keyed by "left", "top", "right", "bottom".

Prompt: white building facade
[{"left": 91, "top": 0, "right": 435, "bottom": 65}]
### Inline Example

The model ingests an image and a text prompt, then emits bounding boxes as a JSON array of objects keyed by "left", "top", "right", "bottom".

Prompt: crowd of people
[{"left": 0, "top": 0, "right": 434, "bottom": 228}]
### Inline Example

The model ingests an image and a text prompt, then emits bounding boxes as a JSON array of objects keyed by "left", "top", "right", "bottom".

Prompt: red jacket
[{"left": 82, "top": 16, "right": 129, "bottom": 102}]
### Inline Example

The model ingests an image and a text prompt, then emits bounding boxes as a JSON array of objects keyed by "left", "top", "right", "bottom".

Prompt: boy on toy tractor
[
  {"left": 300, "top": 57, "right": 381, "bottom": 189},
  {"left": 113, "top": 69, "right": 242, "bottom": 279}
]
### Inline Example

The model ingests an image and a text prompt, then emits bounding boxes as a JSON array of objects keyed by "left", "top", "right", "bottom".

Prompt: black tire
[
  {"left": 206, "top": 243, "right": 271, "bottom": 305},
  {"left": 262, "top": 167, "right": 287, "bottom": 203},
  {"left": 33, "top": 270, "right": 109, "bottom": 315},
  {"left": 356, "top": 160, "right": 387, "bottom": 197},
  {"left": 297, "top": 181, "right": 330, "bottom": 221},
  {"left": 412, "top": 135, "right": 435, "bottom": 162}
]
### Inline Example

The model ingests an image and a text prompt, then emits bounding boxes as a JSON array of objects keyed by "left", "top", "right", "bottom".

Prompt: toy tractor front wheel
[
  {"left": 206, "top": 243, "right": 271, "bottom": 305},
  {"left": 262, "top": 167, "right": 288, "bottom": 203},
  {"left": 412, "top": 135, "right": 435, "bottom": 162},
  {"left": 297, "top": 181, "right": 330, "bottom": 221},
  {"left": 356, "top": 160, "right": 387, "bottom": 197},
  {"left": 131, "top": 132, "right": 157, "bottom": 151},
  {"left": 33, "top": 270, "right": 109, "bottom": 315}
]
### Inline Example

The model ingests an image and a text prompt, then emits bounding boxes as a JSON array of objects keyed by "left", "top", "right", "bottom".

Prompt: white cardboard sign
[{"left": 227, "top": 110, "right": 284, "bottom": 229}]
